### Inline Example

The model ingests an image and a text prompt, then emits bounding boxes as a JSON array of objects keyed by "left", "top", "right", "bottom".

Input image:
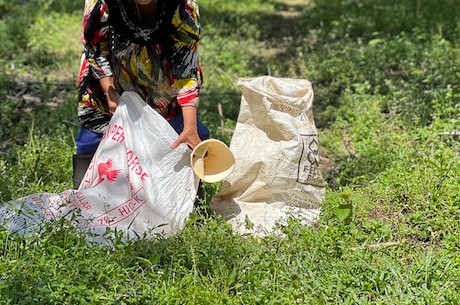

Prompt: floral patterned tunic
[{"left": 78, "top": 0, "right": 202, "bottom": 134}]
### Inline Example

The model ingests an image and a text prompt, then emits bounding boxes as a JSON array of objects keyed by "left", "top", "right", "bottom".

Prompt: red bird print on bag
[{"left": 93, "top": 158, "right": 121, "bottom": 186}]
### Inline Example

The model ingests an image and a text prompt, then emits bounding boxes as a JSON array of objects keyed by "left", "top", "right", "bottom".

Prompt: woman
[{"left": 73, "top": 0, "right": 209, "bottom": 188}]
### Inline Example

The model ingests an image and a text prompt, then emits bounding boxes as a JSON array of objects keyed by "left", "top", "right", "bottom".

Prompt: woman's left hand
[
  {"left": 170, "top": 106, "right": 201, "bottom": 149},
  {"left": 170, "top": 128, "right": 201, "bottom": 150}
]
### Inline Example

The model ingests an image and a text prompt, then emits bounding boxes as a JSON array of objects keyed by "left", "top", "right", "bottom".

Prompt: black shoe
[{"left": 72, "top": 154, "right": 93, "bottom": 189}]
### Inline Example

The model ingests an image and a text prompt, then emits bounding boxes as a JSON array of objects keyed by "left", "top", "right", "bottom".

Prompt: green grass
[{"left": 1, "top": 0, "right": 460, "bottom": 303}]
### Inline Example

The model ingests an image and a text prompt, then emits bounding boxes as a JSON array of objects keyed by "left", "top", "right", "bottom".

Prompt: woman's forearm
[
  {"left": 99, "top": 76, "right": 114, "bottom": 95},
  {"left": 181, "top": 106, "right": 198, "bottom": 133},
  {"left": 99, "top": 76, "right": 119, "bottom": 114}
]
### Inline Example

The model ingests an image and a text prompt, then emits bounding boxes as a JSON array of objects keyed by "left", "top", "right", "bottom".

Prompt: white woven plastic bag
[
  {"left": 211, "top": 76, "right": 325, "bottom": 236},
  {"left": 0, "top": 91, "right": 198, "bottom": 243}
]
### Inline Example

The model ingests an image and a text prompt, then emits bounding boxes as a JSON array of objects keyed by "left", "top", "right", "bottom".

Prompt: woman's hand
[
  {"left": 170, "top": 106, "right": 201, "bottom": 149},
  {"left": 171, "top": 127, "right": 201, "bottom": 150}
]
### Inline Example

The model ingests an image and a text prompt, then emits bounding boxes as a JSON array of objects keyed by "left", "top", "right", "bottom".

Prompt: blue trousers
[{"left": 76, "top": 113, "right": 210, "bottom": 155}]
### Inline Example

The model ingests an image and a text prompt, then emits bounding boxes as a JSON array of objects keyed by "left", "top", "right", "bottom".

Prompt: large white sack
[
  {"left": 0, "top": 91, "right": 198, "bottom": 244},
  {"left": 211, "top": 76, "right": 325, "bottom": 236}
]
